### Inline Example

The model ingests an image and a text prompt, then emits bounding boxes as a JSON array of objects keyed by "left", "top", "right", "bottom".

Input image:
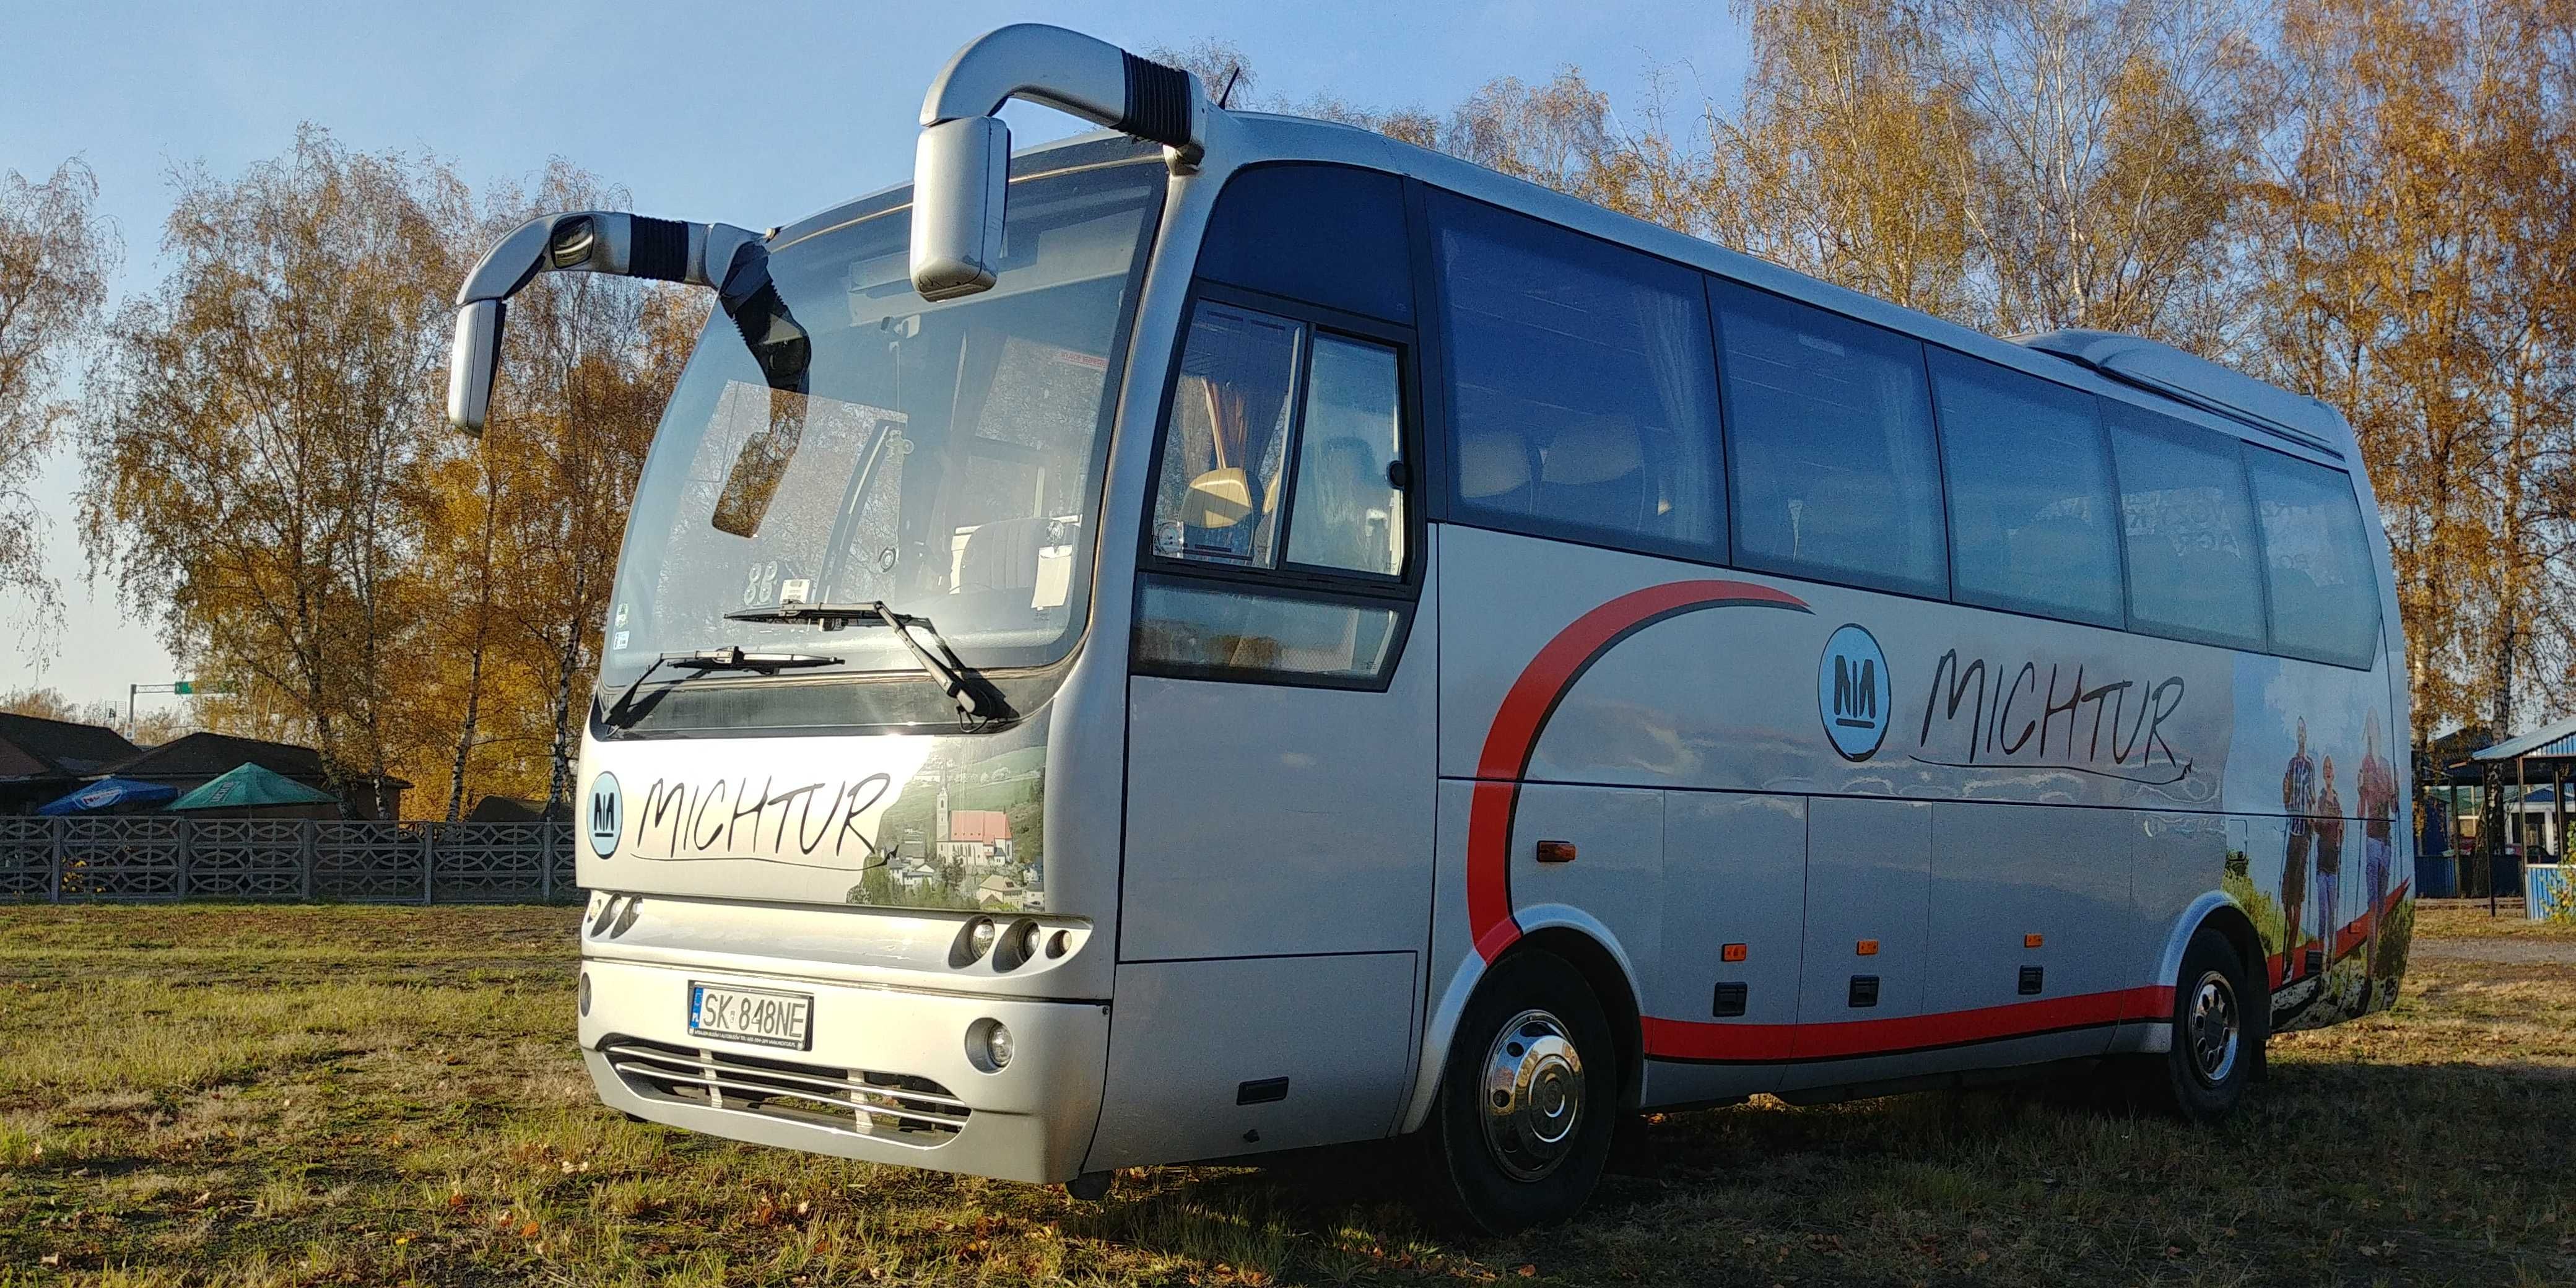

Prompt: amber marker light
[
  {"left": 1721, "top": 943, "right": 1748, "bottom": 962},
  {"left": 2025, "top": 933, "right": 2045, "bottom": 949},
  {"left": 1856, "top": 939, "right": 1880, "bottom": 956}
]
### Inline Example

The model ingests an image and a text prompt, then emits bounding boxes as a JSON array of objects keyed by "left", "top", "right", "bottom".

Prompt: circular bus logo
[
  {"left": 586, "top": 772, "right": 622, "bottom": 858},
  {"left": 1817, "top": 624, "right": 1891, "bottom": 762}
]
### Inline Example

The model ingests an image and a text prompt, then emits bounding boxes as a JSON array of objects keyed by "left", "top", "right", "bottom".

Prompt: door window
[
  {"left": 1285, "top": 336, "right": 1405, "bottom": 576},
  {"left": 1141, "top": 298, "right": 1414, "bottom": 686},
  {"left": 1151, "top": 304, "right": 1302, "bottom": 568}
]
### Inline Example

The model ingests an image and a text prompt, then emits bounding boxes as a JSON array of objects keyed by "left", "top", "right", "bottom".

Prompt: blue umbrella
[{"left": 35, "top": 777, "right": 181, "bottom": 816}]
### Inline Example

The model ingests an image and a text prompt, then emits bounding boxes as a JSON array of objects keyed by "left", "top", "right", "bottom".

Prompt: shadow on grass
[{"left": 1064, "top": 1056, "right": 2576, "bottom": 1286}]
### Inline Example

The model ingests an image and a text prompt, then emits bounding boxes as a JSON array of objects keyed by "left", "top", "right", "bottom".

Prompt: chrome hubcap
[
  {"left": 1481, "top": 1009, "right": 1585, "bottom": 1181},
  {"left": 2187, "top": 970, "right": 2239, "bottom": 1086}
]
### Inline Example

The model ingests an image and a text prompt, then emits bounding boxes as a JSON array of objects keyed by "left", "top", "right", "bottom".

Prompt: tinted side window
[
  {"left": 1432, "top": 195, "right": 1723, "bottom": 559},
  {"left": 1715, "top": 281, "right": 1947, "bottom": 597},
  {"left": 2106, "top": 406, "right": 2266, "bottom": 649},
  {"left": 1198, "top": 165, "right": 1412, "bottom": 323},
  {"left": 2245, "top": 447, "right": 2381, "bottom": 667},
  {"left": 1928, "top": 350, "right": 2123, "bottom": 626}
]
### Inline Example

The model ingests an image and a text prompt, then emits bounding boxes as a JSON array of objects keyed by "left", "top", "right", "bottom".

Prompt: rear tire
[
  {"left": 1424, "top": 951, "right": 1617, "bottom": 1235},
  {"left": 2134, "top": 926, "right": 2258, "bottom": 1121}
]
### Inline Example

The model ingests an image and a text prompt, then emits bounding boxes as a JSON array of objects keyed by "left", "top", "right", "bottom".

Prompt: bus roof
[
  {"left": 1224, "top": 110, "right": 2359, "bottom": 468},
  {"left": 779, "top": 116, "right": 2357, "bottom": 467}
]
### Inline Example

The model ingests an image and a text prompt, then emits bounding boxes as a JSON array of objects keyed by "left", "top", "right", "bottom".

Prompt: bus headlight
[{"left": 967, "top": 1017, "right": 1013, "bottom": 1073}]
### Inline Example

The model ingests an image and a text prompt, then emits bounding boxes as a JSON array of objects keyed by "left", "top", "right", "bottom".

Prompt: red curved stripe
[
  {"left": 1466, "top": 579, "right": 1811, "bottom": 960},
  {"left": 1642, "top": 985, "right": 2173, "bottom": 1063}
]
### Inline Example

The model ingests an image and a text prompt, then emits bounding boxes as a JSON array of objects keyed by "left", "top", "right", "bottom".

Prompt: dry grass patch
[{"left": 1, "top": 902, "right": 2570, "bottom": 1286}]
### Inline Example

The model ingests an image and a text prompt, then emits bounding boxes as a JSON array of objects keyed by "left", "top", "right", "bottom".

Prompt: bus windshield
[{"left": 599, "top": 155, "right": 1162, "bottom": 730}]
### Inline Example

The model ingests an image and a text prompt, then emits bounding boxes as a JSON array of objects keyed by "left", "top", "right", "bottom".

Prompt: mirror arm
[{"left": 445, "top": 212, "right": 762, "bottom": 434}]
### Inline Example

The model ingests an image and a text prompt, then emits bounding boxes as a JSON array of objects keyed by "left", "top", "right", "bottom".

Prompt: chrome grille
[{"left": 601, "top": 1037, "right": 968, "bottom": 1146}]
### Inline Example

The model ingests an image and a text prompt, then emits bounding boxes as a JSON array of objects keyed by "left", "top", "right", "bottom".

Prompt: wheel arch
[
  {"left": 1400, "top": 907, "right": 1645, "bottom": 1134},
  {"left": 2143, "top": 892, "right": 2272, "bottom": 1066}
]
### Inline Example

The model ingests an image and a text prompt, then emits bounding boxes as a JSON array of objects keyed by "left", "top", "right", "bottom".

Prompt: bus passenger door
[{"left": 1091, "top": 282, "right": 1434, "bottom": 1169}]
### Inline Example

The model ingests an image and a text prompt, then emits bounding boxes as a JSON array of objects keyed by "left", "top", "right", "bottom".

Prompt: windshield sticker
[{"left": 629, "top": 774, "right": 894, "bottom": 867}]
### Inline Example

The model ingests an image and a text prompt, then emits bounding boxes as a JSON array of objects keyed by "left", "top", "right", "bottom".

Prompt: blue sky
[{"left": 2, "top": 0, "right": 1749, "bottom": 713}]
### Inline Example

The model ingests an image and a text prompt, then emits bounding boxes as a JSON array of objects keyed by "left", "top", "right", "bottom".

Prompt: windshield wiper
[
  {"left": 726, "top": 600, "right": 1010, "bottom": 724},
  {"left": 603, "top": 646, "right": 844, "bottom": 728}
]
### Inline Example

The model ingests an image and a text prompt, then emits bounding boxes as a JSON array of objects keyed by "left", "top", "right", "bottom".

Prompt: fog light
[
  {"left": 967, "top": 1017, "right": 1013, "bottom": 1073},
  {"left": 578, "top": 971, "right": 592, "bottom": 1017},
  {"left": 967, "top": 918, "right": 997, "bottom": 960}
]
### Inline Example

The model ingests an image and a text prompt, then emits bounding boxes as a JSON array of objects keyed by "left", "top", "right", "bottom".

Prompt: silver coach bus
[{"left": 448, "top": 25, "right": 2412, "bottom": 1231}]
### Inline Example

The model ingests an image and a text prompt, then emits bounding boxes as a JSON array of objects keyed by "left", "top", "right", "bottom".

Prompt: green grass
[{"left": 2, "top": 902, "right": 2572, "bottom": 1286}]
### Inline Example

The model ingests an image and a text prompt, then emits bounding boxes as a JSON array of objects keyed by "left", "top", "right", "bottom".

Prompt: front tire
[
  {"left": 1425, "top": 951, "right": 1618, "bottom": 1234},
  {"left": 2136, "top": 926, "right": 2259, "bottom": 1121}
]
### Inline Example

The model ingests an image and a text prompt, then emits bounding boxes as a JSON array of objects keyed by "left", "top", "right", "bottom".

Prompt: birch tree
[
  {"left": 0, "top": 159, "right": 115, "bottom": 643},
  {"left": 78, "top": 127, "right": 464, "bottom": 814}
]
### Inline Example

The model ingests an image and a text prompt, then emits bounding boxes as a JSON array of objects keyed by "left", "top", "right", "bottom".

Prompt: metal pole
[
  {"left": 2449, "top": 779, "right": 2461, "bottom": 890},
  {"left": 300, "top": 820, "right": 316, "bottom": 900},
  {"left": 2518, "top": 755, "right": 2530, "bottom": 909},
  {"left": 2554, "top": 764, "right": 2567, "bottom": 867},
  {"left": 421, "top": 822, "right": 435, "bottom": 905},
  {"left": 174, "top": 816, "right": 189, "bottom": 901},
  {"left": 48, "top": 817, "right": 63, "bottom": 903},
  {"left": 2489, "top": 765, "right": 2500, "bottom": 916}
]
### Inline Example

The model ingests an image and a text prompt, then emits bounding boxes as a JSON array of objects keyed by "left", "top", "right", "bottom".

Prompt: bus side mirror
[
  {"left": 911, "top": 117, "right": 1011, "bottom": 303},
  {"left": 448, "top": 299, "right": 503, "bottom": 437},
  {"left": 910, "top": 25, "right": 1216, "bottom": 302}
]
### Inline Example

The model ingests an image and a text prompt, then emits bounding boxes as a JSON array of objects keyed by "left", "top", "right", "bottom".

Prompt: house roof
[
  {"left": 466, "top": 796, "right": 557, "bottom": 824},
  {"left": 0, "top": 712, "right": 142, "bottom": 780},
  {"left": 106, "top": 731, "right": 412, "bottom": 789},
  {"left": 948, "top": 809, "right": 1012, "bottom": 843},
  {"left": 2472, "top": 714, "right": 2576, "bottom": 763}
]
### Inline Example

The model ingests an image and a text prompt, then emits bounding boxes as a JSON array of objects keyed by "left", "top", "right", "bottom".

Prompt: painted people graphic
[{"left": 2228, "top": 655, "right": 2413, "bottom": 1029}]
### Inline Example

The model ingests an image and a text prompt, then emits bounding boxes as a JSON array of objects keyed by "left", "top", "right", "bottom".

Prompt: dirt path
[{"left": 2414, "top": 937, "right": 2576, "bottom": 965}]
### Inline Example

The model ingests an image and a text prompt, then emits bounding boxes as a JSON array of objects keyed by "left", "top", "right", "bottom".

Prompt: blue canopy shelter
[{"left": 34, "top": 777, "right": 180, "bottom": 816}]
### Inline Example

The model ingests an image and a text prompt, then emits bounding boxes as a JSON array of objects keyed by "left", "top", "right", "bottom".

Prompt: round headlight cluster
[{"left": 959, "top": 916, "right": 1066, "bottom": 972}]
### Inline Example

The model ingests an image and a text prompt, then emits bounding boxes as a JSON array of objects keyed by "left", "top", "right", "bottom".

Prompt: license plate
[{"left": 687, "top": 981, "right": 813, "bottom": 1050}]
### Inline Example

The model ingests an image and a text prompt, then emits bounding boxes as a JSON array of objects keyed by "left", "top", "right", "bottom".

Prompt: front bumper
[{"left": 578, "top": 955, "right": 1110, "bottom": 1184}]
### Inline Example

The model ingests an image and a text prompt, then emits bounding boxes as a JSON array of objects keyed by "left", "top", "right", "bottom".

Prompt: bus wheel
[
  {"left": 2136, "top": 926, "right": 2258, "bottom": 1122},
  {"left": 1427, "top": 950, "right": 1617, "bottom": 1234}
]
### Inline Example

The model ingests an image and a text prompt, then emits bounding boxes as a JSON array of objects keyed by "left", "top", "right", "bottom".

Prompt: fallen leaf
[{"left": 1517, "top": 1265, "right": 1538, "bottom": 1277}]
